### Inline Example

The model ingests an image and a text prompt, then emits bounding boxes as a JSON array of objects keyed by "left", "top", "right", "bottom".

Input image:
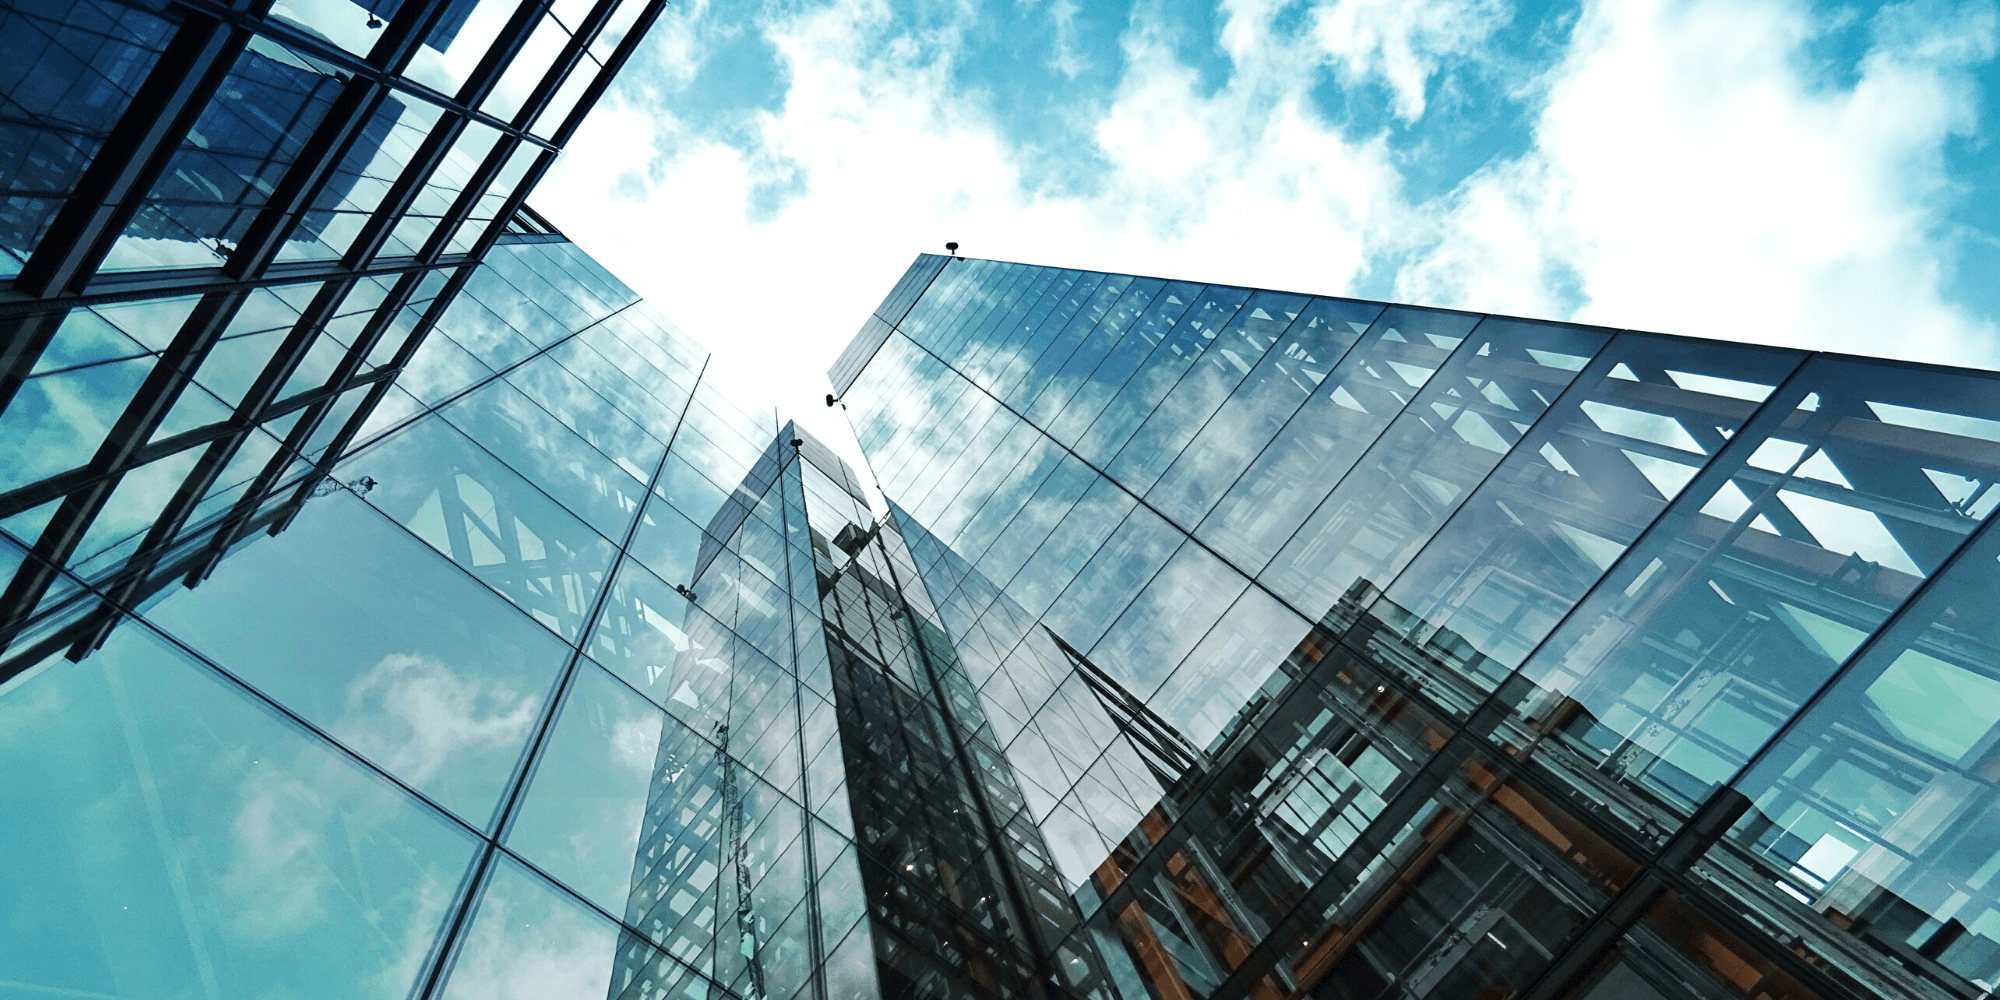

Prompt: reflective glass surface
[{"left": 833, "top": 254, "right": 2000, "bottom": 1000}]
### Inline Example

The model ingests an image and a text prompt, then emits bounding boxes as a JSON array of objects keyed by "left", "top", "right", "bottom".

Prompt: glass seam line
[{"left": 413, "top": 350, "right": 711, "bottom": 1000}]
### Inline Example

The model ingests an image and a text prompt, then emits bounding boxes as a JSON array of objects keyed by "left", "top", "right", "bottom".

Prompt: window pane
[
  {"left": 1261, "top": 317, "right": 1611, "bottom": 626},
  {"left": 1500, "top": 356, "right": 2000, "bottom": 838},
  {"left": 0, "top": 621, "right": 477, "bottom": 1000},
  {"left": 341, "top": 414, "right": 619, "bottom": 639},
  {"left": 144, "top": 492, "right": 570, "bottom": 827}
]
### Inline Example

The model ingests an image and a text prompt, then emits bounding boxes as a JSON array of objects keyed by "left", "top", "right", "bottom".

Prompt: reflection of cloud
[
  {"left": 343, "top": 652, "right": 541, "bottom": 789},
  {"left": 439, "top": 870, "right": 621, "bottom": 1000},
  {"left": 223, "top": 764, "right": 335, "bottom": 938}
]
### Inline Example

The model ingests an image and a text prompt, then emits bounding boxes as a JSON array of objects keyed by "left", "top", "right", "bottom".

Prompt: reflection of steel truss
[
  {"left": 0, "top": 0, "right": 674, "bottom": 679},
  {"left": 712, "top": 722, "right": 765, "bottom": 1000}
]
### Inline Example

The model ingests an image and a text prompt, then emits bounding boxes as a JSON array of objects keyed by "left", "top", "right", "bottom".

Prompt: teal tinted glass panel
[
  {"left": 340, "top": 414, "right": 619, "bottom": 639},
  {"left": 506, "top": 660, "right": 667, "bottom": 914},
  {"left": 144, "top": 493, "right": 570, "bottom": 827},
  {"left": 1261, "top": 317, "right": 1611, "bottom": 619},
  {"left": 1716, "top": 522, "right": 2000, "bottom": 999},
  {"left": 1499, "top": 356, "right": 2000, "bottom": 833},
  {"left": 439, "top": 376, "right": 646, "bottom": 539},
  {"left": 440, "top": 853, "right": 705, "bottom": 1000},
  {"left": 0, "top": 623, "right": 477, "bottom": 1000},
  {"left": 1102, "top": 288, "right": 1319, "bottom": 490},
  {"left": 1142, "top": 296, "right": 1395, "bottom": 537},
  {"left": 1365, "top": 334, "right": 1803, "bottom": 711}
]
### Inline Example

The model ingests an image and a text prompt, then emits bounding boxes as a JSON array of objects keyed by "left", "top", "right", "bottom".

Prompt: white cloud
[
  {"left": 1311, "top": 0, "right": 1512, "bottom": 120},
  {"left": 539, "top": 0, "right": 2000, "bottom": 501},
  {"left": 538, "top": 0, "right": 1416, "bottom": 484},
  {"left": 1401, "top": 0, "right": 2000, "bottom": 369}
]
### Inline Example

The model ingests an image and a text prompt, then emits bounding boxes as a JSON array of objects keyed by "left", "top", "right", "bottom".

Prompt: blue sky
[{"left": 535, "top": 0, "right": 2000, "bottom": 475}]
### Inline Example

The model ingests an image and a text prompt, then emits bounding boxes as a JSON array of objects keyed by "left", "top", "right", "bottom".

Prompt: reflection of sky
[
  {"left": 143, "top": 493, "right": 569, "bottom": 826},
  {"left": 540, "top": 0, "right": 2000, "bottom": 492},
  {"left": 0, "top": 622, "right": 476, "bottom": 999}
]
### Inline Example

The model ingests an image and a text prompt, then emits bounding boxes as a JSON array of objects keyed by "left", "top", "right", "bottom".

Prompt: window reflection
[
  {"left": 1715, "top": 521, "right": 2000, "bottom": 998},
  {"left": 0, "top": 620, "right": 478, "bottom": 1000},
  {"left": 1499, "top": 357, "right": 2000, "bottom": 850}
]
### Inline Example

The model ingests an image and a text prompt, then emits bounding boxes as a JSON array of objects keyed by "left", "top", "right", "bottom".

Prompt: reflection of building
[
  {"left": 828, "top": 255, "right": 2000, "bottom": 1000},
  {"left": 10, "top": 11, "right": 2000, "bottom": 995}
]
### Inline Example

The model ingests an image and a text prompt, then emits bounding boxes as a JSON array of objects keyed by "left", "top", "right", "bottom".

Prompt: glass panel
[
  {"left": 340, "top": 414, "right": 619, "bottom": 639},
  {"left": 439, "top": 376, "right": 646, "bottom": 539},
  {"left": 0, "top": 353, "right": 156, "bottom": 493},
  {"left": 281, "top": 91, "right": 446, "bottom": 262},
  {"left": 481, "top": 9, "right": 565, "bottom": 122},
  {"left": 1363, "top": 335, "right": 1803, "bottom": 712},
  {"left": 1089, "top": 539, "right": 1247, "bottom": 700},
  {"left": 402, "top": 0, "right": 533, "bottom": 97},
  {"left": 628, "top": 496, "right": 715, "bottom": 589},
  {"left": 65, "top": 447, "right": 201, "bottom": 582},
  {"left": 1262, "top": 317, "right": 1611, "bottom": 621},
  {"left": 1151, "top": 583, "right": 1313, "bottom": 749},
  {"left": 440, "top": 853, "right": 701, "bottom": 1000},
  {"left": 1001, "top": 471, "right": 1138, "bottom": 621},
  {"left": 93, "top": 293, "right": 203, "bottom": 351},
  {"left": 505, "top": 352, "right": 665, "bottom": 481},
  {"left": 0, "top": 621, "right": 477, "bottom": 1000},
  {"left": 143, "top": 491, "right": 570, "bottom": 827},
  {"left": 0, "top": 0, "right": 176, "bottom": 261},
  {"left": 379, "top": 119, "right": 501, "bottom": 258},
  {"left": 104, "top": 37, "right": 346, "bottom": 271},
  {"left": 1070, "top": 283, "right": 1252, "bottom": 463},
  {"left": 1024, "top": 277, "right": 1165, "bottom": 426},
  {"left": 28, "top": 305, "right": 150, "bottom": 375},
  {"left": 1714, "top": 517, "right": 2000, "bottom": 999},
  {"left": 1144, "top": 296, "right": 1394, "bottom": 534},
  {"left": 506, "top": 660, "right": 666, "bottom": 913},
  {"left": 1105, "top": 290, "right": 1340, "bottom": 492},
  {"left": 1042, "top": 503, "right": 1182, "bottom": 652},
  {"left": 1499, "top": 356, "right": 2000, "bottom": 840},
  {"left": 1191, "top": 305, "right": 1487, "bottom": 573}
]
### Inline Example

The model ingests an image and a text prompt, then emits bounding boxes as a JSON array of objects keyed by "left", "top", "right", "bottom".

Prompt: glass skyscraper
[
  {"left": 8, "top": 5, "right": 2000, "bottom": 997},
  {"left": 829, "top": 254, "right": 2000, "bottom": 1000}
]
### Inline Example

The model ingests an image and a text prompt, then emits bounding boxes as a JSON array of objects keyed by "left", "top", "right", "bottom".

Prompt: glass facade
[
  {"left": 11, "top": 8, "right": 2000, "bottom": 994},
  {"left": 830, "top": 254, "right": 2000, "bottom": 1000},
  {"left": 0, "top": 0, "right": 666, "bottom": 652},
  {"left": 0, "top": 228, "right": 887, "bottom": 1000}
]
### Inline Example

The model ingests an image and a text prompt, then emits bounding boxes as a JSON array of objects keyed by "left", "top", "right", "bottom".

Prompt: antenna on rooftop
[{"left": 945, "top": 242, "right": 959, "bottom": 256}]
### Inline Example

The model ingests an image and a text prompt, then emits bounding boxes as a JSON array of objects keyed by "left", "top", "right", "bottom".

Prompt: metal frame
[{"left": 0, "top": 0, "right": 672, "bottom": 668}]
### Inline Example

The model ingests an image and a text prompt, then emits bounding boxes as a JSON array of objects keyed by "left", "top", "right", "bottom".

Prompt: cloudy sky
[{"left": 534, "top": 0, "right": 2000, "bottom": 478}]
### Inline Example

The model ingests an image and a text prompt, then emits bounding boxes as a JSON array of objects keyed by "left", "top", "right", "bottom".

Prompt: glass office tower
[{"left": 830, "top": 254, "right": 2000, "bottom": 1000}]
